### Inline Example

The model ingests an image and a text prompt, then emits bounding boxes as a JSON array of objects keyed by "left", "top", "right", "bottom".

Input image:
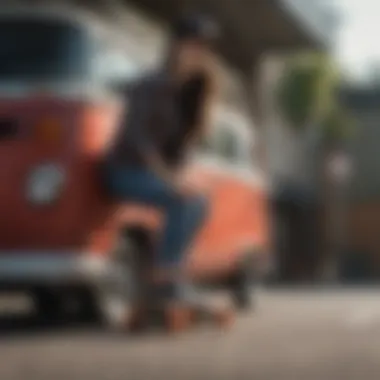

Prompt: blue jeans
[{"left": 104, "top": 165, "right": 208, "bottom": 269}]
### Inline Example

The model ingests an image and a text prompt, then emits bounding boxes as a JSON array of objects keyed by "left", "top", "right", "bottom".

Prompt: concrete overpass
[
  {"left": 77, "top": 0, "right": 334, "bottom": 121},
  {"left": 20, "top": 0, "right": 334, "bottom": 118},
  {"left": 73, "top": 0, "right": 333, "bottom": 70},
  {"left": 129, "top": 0, "right": 331, "bottom": 69}
]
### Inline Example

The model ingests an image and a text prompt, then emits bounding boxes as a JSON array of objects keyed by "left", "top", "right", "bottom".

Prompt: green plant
[
  {"left": 322, "top": 105, "right": 356, "bottom": 142},
  {"left": 276, "top": 53, "right": 353, "bottom": 142}
]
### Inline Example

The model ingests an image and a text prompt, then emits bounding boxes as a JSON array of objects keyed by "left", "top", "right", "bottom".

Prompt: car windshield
[{"left": 0, "top": 17, "right": 90, "bottom": 82}]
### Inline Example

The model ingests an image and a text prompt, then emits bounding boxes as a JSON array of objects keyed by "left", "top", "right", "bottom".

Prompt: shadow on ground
[{"left": 0, "top": 312, "right": 100, "bottom": 340}]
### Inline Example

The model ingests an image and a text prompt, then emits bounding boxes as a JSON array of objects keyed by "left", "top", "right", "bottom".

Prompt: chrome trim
[
  {"left": 0, "top": 253, "right": 112, "bottom": 284},
  {"left": 0, "top": 82, "right": 120, "bottom": 103}
]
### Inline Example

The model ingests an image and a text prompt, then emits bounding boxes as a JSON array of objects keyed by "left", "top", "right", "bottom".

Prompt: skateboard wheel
[
  {"left": 214, "top": 308, "right": 235, "bottom": 329},
  {"left": 126, "top": 306, "right": 147, "bottom": 333},
  {"left": 165, "top": 306, "right": 194, "bottom": 333}
]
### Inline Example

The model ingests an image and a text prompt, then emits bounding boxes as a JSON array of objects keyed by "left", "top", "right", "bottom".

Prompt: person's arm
[
  {"left": 192, "top": 90, "right": 214, "bottom": 146},
  {"left": 127, "top": 80, "right": 176, "bottom": 186},
  {"left": 186, "top": 69, "right": 218, "bottom": 150}
]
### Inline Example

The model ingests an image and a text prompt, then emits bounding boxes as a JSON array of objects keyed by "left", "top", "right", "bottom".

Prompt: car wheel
[
  {"left": 230, "top": 253, "right": 257, "bottom": 311},
  {"left": 31, "top": 288, "right": 66, "bottom": 321},
  {"left": 89, "top": 233, "right": 141, "bottom": 330}
]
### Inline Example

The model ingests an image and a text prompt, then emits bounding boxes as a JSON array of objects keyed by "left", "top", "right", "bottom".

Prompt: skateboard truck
[
  {"left": 126, "top": 301, "right": 235, "bottom": 334},
  {"left": 126, "top": 266, "right": 235, "bottom": 333}
]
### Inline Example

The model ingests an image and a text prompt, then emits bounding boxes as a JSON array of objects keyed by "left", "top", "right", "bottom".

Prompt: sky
[{"left": 335, "top": 0, "right": 380, "bottom": 80}]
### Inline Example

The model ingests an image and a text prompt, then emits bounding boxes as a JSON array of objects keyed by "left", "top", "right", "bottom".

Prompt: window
[
  {"left": 219, "top": 127, "right": 240, "bottom": 161},
  {"left": 240, "top": 129, "right": 256, "bottom": 167},
  {"left": 215, "top": 123, "right": 241, "bottom": 162},
  {"left": 196, "top": 115, "right": 253, "bottom": 166},
  {"left": 197, "top": 132, "right": 214, "bottom": 154},
  {"left": 91, "top": 26, "right": 144, "bottom": 86},
  {"left": 0, "top": 17, "right": 90, "bottom": 81},
  {"left": 95, "top": 48, "right": 139, "bottom": 84}
]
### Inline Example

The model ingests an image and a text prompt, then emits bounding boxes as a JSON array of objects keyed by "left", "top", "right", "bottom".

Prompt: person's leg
[
  {"left": 105, "top": 165, "right": 232, "bottom": 325},
  {"left": 153, "top": 195, "right": 209, "bottom": 303},
  {"left": 105, "top": 165, "right": 209, "bottom": 295},
  {"left": 158, "top": 195, "right": 208, "bottom": 270},
  {"left": 105, "top": 165, "right": 178, "bottom": 207}
]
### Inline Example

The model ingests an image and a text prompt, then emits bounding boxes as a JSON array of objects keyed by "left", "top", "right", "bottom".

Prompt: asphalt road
[{"left": 1, "top": 289, "right": 380, "bottom": 380}]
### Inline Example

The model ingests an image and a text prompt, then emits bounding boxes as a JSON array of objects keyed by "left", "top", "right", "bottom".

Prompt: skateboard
[{"left": 126, "top": 302, "right": 235, "bottom": 334}]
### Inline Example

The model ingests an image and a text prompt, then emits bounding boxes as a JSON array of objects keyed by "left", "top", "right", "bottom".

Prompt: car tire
[
  {"left": 88, "top": 232, "right": 141, "bottom": 330},
  {"left": 31, "top": 288, "right": 66, "bottom": 321},
  {"left": 230, "top": 252, "right": 257, "bottom": 311}
]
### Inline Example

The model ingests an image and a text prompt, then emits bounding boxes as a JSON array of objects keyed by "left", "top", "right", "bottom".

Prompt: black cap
[{"left": 171, "top": 13, "right": 220, "bottom": 44}]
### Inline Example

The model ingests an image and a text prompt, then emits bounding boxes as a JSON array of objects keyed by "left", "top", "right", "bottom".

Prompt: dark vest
[{"left": 109, "top": 70, "right": 207, "bottom": 170}]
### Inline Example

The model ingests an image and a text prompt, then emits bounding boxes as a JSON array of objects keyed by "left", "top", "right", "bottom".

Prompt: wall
[
  {"left": 347, "top": 202, "right": 380, "bottom": 274},
  {"left": 349, "top": 109, "right": 380, "bottom": 201},
  {"left": 344, "top": 97, "right": 380, "bottom": 272}
]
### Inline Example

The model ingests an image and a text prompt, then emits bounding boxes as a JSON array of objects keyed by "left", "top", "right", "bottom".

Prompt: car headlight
[{"left": 26, "top": 163, "right": 66, "bottom": 205}]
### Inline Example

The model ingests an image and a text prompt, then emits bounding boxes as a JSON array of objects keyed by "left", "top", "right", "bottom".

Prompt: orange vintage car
[{"left": 0, "top": 7, "right": 271, "bottom": 324}]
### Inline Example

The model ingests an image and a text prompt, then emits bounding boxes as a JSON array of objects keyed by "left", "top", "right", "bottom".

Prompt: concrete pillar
[
  {"left": 239, "top": 54, "right": 268, "bottom": 171},
  {"left": 246, "top": 53, "right": 289, "bottom": 176}
]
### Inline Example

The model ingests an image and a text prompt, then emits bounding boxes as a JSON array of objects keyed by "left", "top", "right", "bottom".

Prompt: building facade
[
  {"left": 340, "top": 88, "right": 380, "bottom": 281},
  {"left": 258, "top": 3, "right": 339, "bottom": 282}
]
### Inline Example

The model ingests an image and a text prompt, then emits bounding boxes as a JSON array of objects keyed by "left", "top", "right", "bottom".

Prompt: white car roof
[{"left": 0, "top": 4, "right": 114, "bottom": 39}]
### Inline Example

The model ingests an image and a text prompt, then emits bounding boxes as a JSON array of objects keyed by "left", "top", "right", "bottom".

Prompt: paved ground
[{"left": 1, "top": 290, "right": 380, "bottom": 380}]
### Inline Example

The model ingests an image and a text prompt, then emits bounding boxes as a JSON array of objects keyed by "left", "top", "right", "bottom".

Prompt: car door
[{"left": 186, "top": 109, "right": 269, "bottom": 278}]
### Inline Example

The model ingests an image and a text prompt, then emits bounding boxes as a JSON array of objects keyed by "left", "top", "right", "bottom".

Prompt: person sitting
[{"left": 105, "top": 13, "right": 229, "bottom": 326}]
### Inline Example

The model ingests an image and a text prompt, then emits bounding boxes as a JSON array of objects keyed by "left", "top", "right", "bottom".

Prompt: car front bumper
[{"left": 0, "top": 252, "right": 113, "bottom": 289}]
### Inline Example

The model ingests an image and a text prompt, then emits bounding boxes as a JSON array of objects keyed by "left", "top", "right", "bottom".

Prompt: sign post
[{"left": 325, "top": 150, "right": 352, "bottom": 282}]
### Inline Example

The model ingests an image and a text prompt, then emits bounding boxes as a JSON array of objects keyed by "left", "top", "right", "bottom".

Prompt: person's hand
[
  {"left": 146, "top": 153, "right": 192, "bottom": 196},
  {"left": 173, "top": 176, "right": 195, "bottom": 197}
]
